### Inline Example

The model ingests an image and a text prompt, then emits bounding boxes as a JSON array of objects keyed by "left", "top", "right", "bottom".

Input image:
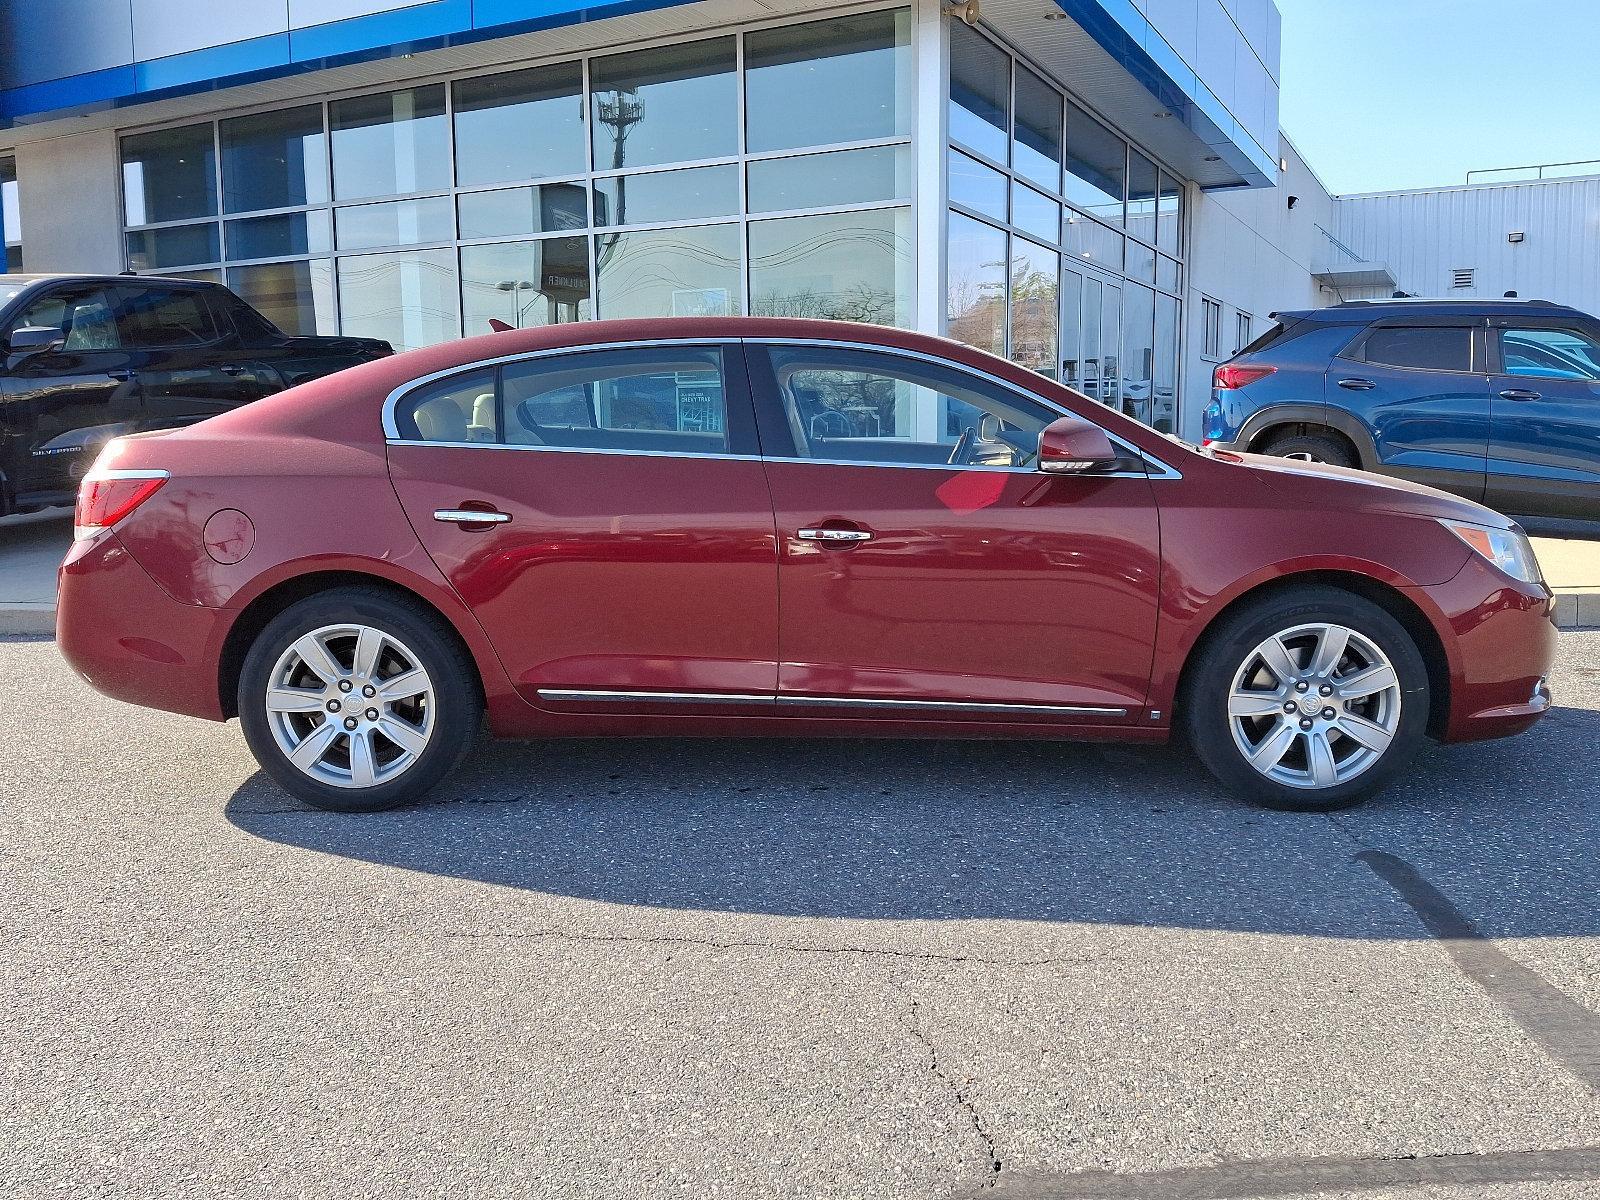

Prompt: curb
[
  {"left": 1553, "top": 592, "right": 1600, "bottom": 632},
  {"left": 0, "top": 604, "right": 57, "bottom": 637}
]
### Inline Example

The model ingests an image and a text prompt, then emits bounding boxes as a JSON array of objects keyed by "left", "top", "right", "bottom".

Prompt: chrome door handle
[
  {"left": 1499, "top": 388, "right": 1541, "bottom": 402},
  {"left": 798, "top": 527, "right": 873, "bottom": 544},
  {"left": 1337, "top": 377, "right": 1376, "bottom": 391},
  {"left": 434, "top": 508, "right": 510, "bottom": 525}
]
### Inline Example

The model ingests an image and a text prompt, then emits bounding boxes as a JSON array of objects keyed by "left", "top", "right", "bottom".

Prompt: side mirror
[
  {"left": 7, "top": 326, "right": 66, "bottom": 358},
  {"left": 1038, "top": 415, "right": 1119, "bottom": 474}
]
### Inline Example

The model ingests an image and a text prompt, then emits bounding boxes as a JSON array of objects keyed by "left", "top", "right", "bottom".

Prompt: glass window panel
[
  {"left": 458, "top": 183, "right": 589, "bottom": 240},
  {"left": 220, "top": 106, "right": 327, "bottom": 214},
  {"left": 1064, "top": 103, "right": 1125, "bottom": 226},
  {"left": 1127, "top": 149, "right": 1158, "bottom": 247},
  {"left": 335, "top": 196, "right": 454, "bottom": 251},
  {"left": 113, "top": 285, "right": 221, "bottom": 348},
  {"left": 2, "top": 155, "right": 22, "bottom": 270},
  {"left": 1154, "top": 292, "right": 1179, "bottom": 433},
  {"left": 593, "top": 223, "right": 742, "bottom": 320},
  {"left": 745, "top": 10, "right": 911, "bottom": 154},
  {"left": 1362, "top": 326, "right": 1473, "bottom": 372},
  {"left": 1157, "top": 171, "right": 1182, "bottom": 252},
  {"left": 948, "top": 149, "right": 1006, "bottom": 222},
  {"left": 747, "top": 144, "right": 911, "bottom": 212},
  {"left": 331, "top": 86, "right": 449, "bottom": 201},
  {"left": 1012, "top": 65, "right": 1062, "bottom": 191},
  {"left": 750, "top": 207, "right": 912, "bottom": 326},
  {"left": 590, "top": 39, "right": 737, "bottom": 172},
  {"left": 502, "top": 347, "right": 730, "bottom": 451},
  {"left": 336, "top": 247, "right": 459, "bottom": 351},
  {"left": 1502, "top": 327, "right": 1600, "bottom": 380},
  {"left": 1157, "top": 254, "right": 1180, "bottom": 293},
  {"left": 767, "top": 345, "right": 1054, "bottom": 463},
  {"left": 122, "top": 124, "right": 217, "bottom": 225},
  {"left": 1063, "top": 214, "right": 1122, "bottom": 272},
  {"left": 948, "top": 22, "right": 1008, "bottom": 162},
  {"left": 594, "top": 164, "right": 739, "bottom": 227},
  {"left": 394, "top": 368, "right": 499, "bottom": 442},
  {"left": 1059, "top": 268, "right": 1082, "bottom": 390},
  {"left": 126, "top": 222, "right": 220, "bottom": 271},
  {"left": 225, "top": 210, "right": 331, "bottom": 260},
  {"left": 1009, "top": 237, "right": 1058, "bottom": 378},
  {"left": 8, "top": 284, "right": 123, "bottom": 348},
  {"left": 454, "top": 62, "right": 586, "bottom": 187},
  {"left": 1099, "top": 281, "right": 1121, "bottom": 406},
  {"left": 1124, "top": 237, "right": 1156, "bottom": 284},
  {"left": 1011, "top": 182, "right": 1059, "bottom": 243},
  {"left": 946, "top": 211, "right": 1006, "bottom": 357},
  {"left": 1119, "top": 282, "right": 1155, "bottom": 426},
  {"left": 228, "top": 260, "right": 336, "bottom": 336},
  {"left": 460, "top": 238, "right": 592, "bottom": 335}
]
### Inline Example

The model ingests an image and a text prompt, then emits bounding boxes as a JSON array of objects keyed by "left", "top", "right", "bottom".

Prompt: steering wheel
[{"left": 948, "top": 425, "right": 976, "bottom": 466}]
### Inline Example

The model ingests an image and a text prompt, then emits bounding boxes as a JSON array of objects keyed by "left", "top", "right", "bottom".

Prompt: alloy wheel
[
  {"left": 263, "top": 623, "right": 436, "bottom": 790},
  {"left": 1226, "top": 622, "right": 1402, "bottom": 791}
]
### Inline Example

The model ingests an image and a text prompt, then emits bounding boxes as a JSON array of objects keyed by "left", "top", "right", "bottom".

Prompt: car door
[
  {"left": 1485, "top": 319, "right": 1600, "bottom": 524},
  {"left": 746, "top": 342, "right": 1162, "bottom": 720},
  {"left": 116, "top": 284, "right": 266, "bottom": 429},
  {"left": 386, "top": 341, "right": 780, "bottom": 707},
  {"left": 0, "top": 282, "right": 143, "bottom": 502},
  {"left": 1331, "top": 321, "right": 1490, "bottom": 500}
]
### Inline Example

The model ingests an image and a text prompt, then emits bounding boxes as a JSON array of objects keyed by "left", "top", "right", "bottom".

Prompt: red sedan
[{"left": 57, "top": 318, "right": 1555, "bottom": 813}]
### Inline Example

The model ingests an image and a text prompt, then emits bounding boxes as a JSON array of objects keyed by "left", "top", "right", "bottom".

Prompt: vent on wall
[{"left": 1451, "top": 268, "right": 1476, "bottom": 289}]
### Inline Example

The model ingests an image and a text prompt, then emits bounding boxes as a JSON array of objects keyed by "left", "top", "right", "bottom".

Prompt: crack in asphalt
[
  {"left": 964, "top": 1144, "right": 1600, "bottom": 1199},
  {"left": 435, "top": 927, "right": 1107, "bottom": 969},
  {"left": 906, "top": 997, "right": 1003, "bottom": 1188}
]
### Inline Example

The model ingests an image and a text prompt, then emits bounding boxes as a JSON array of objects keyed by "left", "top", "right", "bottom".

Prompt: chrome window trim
[
  {"left": 381, "top": 334, "right": 1184, "bottom": 480},
  {"left": 537, "top": 687, "right": 1127, "bottom": 718}
]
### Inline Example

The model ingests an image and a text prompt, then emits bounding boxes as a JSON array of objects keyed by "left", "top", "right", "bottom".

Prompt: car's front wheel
[
  {"left": 238, "top": 587, "right": 481, "bottom": 812},
  {"left": 1184, "top": 587, "right": 1430, "bottom": 811}
]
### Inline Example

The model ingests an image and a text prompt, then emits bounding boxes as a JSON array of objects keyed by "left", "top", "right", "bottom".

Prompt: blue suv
[{"left": 1203, "top": 298, "right": 1600, "bottom": 536}]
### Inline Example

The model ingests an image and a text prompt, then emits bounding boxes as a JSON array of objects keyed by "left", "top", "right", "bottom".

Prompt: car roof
[
  {"left": 1276, "top": 298, "right": 1591, "bottom": 325},
  {"left": 0, "top": 272, "right": 220, "bottom": 290}
]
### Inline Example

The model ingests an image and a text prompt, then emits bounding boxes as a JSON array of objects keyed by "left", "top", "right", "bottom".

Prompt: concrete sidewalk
[
  {"left": 0, "top": 509, "right": 69, "bottom": 636},
  {"left": 2, "top": 509, "right": 1597, "bottom": 635}
]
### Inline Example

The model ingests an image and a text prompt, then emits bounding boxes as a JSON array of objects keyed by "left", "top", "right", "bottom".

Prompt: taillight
[
  {"left": 1213, "top": 363, "right": 1277, "bottom": 390},
  {"left": 74, "top": 470, "right": 169, "bottom": 540}
]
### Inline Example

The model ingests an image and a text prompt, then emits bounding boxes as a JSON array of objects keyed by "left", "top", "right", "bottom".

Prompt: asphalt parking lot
[{"left": 2, "top": 631, "right": 1598, "bottom": 1198}]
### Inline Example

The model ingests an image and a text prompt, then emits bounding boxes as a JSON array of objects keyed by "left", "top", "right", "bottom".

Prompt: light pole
[{"left": 495, "top": 279, "right": 537, "bottom": 328}]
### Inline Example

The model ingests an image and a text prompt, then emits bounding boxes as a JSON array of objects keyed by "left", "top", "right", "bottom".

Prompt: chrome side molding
[{"left": 536, "top": 687, "right": 1127, "bottom": 718}]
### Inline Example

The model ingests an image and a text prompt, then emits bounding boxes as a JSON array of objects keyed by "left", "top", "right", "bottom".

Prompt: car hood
[{"left": 1209, "top": 449, "right": 1518, "bottom": 528}]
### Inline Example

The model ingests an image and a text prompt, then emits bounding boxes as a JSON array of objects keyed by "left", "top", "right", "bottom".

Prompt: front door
[
  {"left": 1332, "top": 321, "right": 1491, "bottom": 501},
  {"left": 0, "top": 282, "right": 143, "bottom": 502},
  {"left": 747, "top": 343, "right": 1161, "bottom": 719},
  {"left": 386, "top": 342, "right": 779, "bottom": 706},
  {"left": 1485, "top": 320, "right": 1600, "bottom": 524}
]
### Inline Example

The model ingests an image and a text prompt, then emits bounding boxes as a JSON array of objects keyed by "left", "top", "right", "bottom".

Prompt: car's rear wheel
[
  {"left": 238, "top": 587, "right": 480, "bottom": 812},
  {"left": 1260, "top": 430, "right": 1357, "bottom": 468},
  {"left": 1184, "top": 587, "right": 1429, "bottom": 811}
]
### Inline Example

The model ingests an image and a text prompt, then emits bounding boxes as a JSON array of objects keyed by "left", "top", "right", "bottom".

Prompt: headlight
[{"left": 1440, "top": 519, "right": 1543, "bottom": 584}]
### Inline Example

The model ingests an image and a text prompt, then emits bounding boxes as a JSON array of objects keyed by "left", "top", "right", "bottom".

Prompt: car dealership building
[{"left": 2, "top": 0, "right": 1597, "bottom": 440}]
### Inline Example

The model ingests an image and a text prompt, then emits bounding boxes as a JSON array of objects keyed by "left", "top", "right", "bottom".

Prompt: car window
[
  {"left": 8, "top": 285, "right": 124, "bottom": 351},
  {"left": 113, "top": 286, "right": 220, "bottom": 349},
  {"left": 1501, "top": 327, "right": 1600, "bottom": 381},
  {"left": 1359, "top": 326, "right": 1473, "bottom": 372},
  {"left": 393, "top": 368, "right": 498, "bottom": 443},
  {"left": 501, "top": 347, "right": 731, "bottom": 455},
  {"left": 764, "top": 345, "right": 1055, "bottom": 468}
]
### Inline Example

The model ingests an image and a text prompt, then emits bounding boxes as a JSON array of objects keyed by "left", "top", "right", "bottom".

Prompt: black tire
[
  {"left": 238, "top": 586, "right": 481, "bottom": 812},
  {"left": 1260, "top": 430, "right": 1357, "bottom": 468},
  {"left": 1183, "top": 586, "right": 1430, "bottom": 811}
]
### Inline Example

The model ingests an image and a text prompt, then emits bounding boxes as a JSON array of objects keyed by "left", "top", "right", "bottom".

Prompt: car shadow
[{"left": 225, "top": 704, "right": 1600, "bottom": 939}]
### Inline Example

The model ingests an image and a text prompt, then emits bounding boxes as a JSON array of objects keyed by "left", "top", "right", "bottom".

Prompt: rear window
[
  {"left": 1360, "top": 326, "right": 1473, "bottom": 372},
  {"left": 1237, "top": 320, "right": 1295, "bottom": 356}
]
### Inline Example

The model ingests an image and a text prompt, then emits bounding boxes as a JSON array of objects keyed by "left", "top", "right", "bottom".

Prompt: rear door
[
  {"left": 0, "top": 282, "right": 143, "bottom": 499},
  {"left": 746, "top": 342, "right": 1161, "bottom": 721},
  {"left": 117, "top": 284, "right": 266, "bottom": 429},
  {"left": 1331, "top": 320, "right": 1490, "bottom": 500},
  {"left": 1486, "top": 319, "right": 1600, "bottom": 523},
  {"left": 386, "top": 341, "right": 780, "bottom": 708}
]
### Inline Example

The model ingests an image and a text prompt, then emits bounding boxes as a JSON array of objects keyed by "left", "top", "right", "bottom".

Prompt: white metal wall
[{"left": 1334, "top": 175, "right": 1600, "bottom": 312}]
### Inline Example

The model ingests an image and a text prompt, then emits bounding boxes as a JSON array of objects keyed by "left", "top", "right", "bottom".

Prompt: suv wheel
[
  {"left": 238, "top": 587, "right": 481, "bottom": 812},
  {"left": 1260, "top": 430, "right": 1357, "bottom": 468},
  {"left": 1184, "top": 586, "right": 1429, "bottom": 811}
]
